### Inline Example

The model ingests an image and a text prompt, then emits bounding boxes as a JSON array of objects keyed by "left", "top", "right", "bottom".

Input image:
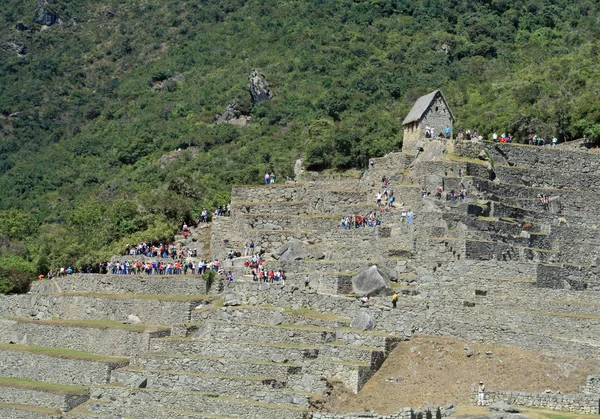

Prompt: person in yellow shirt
[{"left": 392, "top": 292, "right": 398, "bottom": 309}]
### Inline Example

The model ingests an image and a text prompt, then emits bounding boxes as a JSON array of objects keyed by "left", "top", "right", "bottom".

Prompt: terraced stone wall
[
  {"left": 0, "top": 319, "right": 168, "bottom": 356},
  {"left": 0, "top": 387, "right": 89, "bottom": 413},
  {"left": 483, "top": 390, "right": 600, "bottom": 414},
  {"left": 31, "top": 274, "right": 211, "bottom": 295},
  {"left": 0, "top": 294, "right": 198, "bottom": 325}
]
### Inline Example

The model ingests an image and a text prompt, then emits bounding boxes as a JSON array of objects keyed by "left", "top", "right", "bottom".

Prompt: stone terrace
[{"left": 1, "top": 140, "right": 600, "bottom": 417}]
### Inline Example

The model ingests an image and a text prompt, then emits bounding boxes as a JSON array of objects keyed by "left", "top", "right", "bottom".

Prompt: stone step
[
  {"left": 0, "top": 376, "right": 89, "bottom": 412},
  {"left": 111, "top": 367, "right": 317, "bottom": 407},
  {"left": 233, "top": 201, "right": 308, "bottom": 215},
  {"left": 131, "top": 352, "right": 372, "bottom": 393},
  {"left": 192, "top": 321, "right": 396, "bottom": 350},
  {"left": 0, "top": 402, "right": 63, "bottom": 418},
  {"left": 0, "top": 318, "right": 170, "bottom": 357},
  {"left": 190, "top": 306, "right": 351, "bottom": 328},
  {"left": 0, "top": 343, "right": 128, "bottom": 386},
  {"left": 493, "top": 164, "right": 600, "bottom": 192},
  {"left": 432, "top": 311, "right": 600, "bottom": 359},
  {"left": 70, "top": 401, "right": 236, "bottom": 418},
  {"left": 31, "top": 274, "right": 216, "bottom": 296},
  {"left": 149, "top": 338, "right": 383, "bottom": 365},
  {"left": 0, "top": 293, "right": 205, "bottom": 324},
  {"left": 83, "top": 386, "right": 307, "bottom": 418},
  {"left": 236, "top": 213, "right": 341, "bottom": 231},
  {"left": 132, "top": 353, "right": 301, "bottom": 379},
  {"left": 491, "top": 201, "right": 598, "bottom": 228},
  {"left": 231, "top": 184, "right": 306, "bottom": 204}
]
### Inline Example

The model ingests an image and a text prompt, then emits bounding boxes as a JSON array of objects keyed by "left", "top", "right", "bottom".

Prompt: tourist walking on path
[
  {"left": 265, "top": 172, "right": 270, "bottom": 185},
  {"left": 477, "top": 381, "right": 485, "bottom": 406},
  {"left": 407, "top": 210, "right": 414, "bottom": 225},
  {"left": 392, "top": 291, "right": 398, "bottom": 308}
]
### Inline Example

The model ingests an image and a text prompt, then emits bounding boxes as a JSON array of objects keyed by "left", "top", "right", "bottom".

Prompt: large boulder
[
  {"left": 248, "top": 69, "right": 273, "bottom": 104},
  {"left": 214, "top": 99, "right": 251, "bottom": 126},
  {"left": 35, "top": 8, "right": 58, "bottom": 26},
  {"left": 351, "top": 265, "right": 393, "bottom": 297},
  {"left": 273, "top": 239, "right": 304, "bottom": 261},
  {"left": 350, "top": 312, "right": 375, "bottom": 331},
  {"left": 488, "top": 402, "right": 521, "bottom": 413}
]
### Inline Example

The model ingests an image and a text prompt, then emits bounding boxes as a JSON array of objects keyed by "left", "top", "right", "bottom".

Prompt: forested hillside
[{"left": 1, "top": 0, "right": 599, "bottom": 291}]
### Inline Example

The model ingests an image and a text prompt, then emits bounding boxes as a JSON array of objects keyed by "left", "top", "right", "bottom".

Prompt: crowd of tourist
[
  {"left": 340, "top": 213, "right": 382, "bottom": 229},
  {"left": 454, "top": 127, "right": 559, "bottom": 148}
]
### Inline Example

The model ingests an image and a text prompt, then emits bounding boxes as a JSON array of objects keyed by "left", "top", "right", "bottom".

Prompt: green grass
[
  {"left": 0, "top": 376, "right": 88, "bottom": 395},
  {"left": 0, "top": 343, "right": 129, "bottom": 363},
  {"left": 9, "top": 318, "right": 169, "bottom": 333},
  {"left": 444, "top": 153, "right": 488, "bottom": 166}
]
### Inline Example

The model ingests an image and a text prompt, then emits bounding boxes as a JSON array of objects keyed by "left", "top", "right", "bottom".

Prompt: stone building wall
[{"left": 420, "top": 95, "right": 453, "bottom": 140}]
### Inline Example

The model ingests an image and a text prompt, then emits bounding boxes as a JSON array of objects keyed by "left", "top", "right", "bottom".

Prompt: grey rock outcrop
[
  {"left": 488, "top": 401, "right": 521, "bottom": 413},
  {"left": 248, "top": 69, "right": 273, "bottom": 104},
  {"left": 124, "top": 314, "right": 141, "bottom": 324},
  {"left": 215, "top": 99, "right": 251, "bottom": 126},
  {"left": 351, "top": 312, "right": 375, "bottom": 331},
  {"left": 152, "top": 74, "right": 185, "bottom": 92},
  {"left": 351, "top": 265, "right": 393, "bottom": 297},
  {"left": 35, "top": 8, "right": 58, "bottom": 26},
  {"left": 270, "top": 310, "right": 284, "bottom": 325},
  {"left": 273, "top": 239, "right": 304, "bottom": 261}
]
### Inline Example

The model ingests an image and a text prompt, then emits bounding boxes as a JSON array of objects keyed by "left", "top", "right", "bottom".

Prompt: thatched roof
[{"left": 402, "top": 90, "right": 454, "bottom": 125}]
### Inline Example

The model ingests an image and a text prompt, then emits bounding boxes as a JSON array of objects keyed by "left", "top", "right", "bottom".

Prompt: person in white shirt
[{"left": 478, "top": 380, "right": 485, "bottom": 405}]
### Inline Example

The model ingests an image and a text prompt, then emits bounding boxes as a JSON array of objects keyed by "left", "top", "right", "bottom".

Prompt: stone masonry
[{"left": 0, "top": 139, "right": 599, "bottom": 417}]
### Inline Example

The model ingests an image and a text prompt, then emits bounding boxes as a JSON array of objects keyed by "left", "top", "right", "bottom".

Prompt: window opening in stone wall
[{"left": 435, "top": 107, "right": 439, "bottom": 112}]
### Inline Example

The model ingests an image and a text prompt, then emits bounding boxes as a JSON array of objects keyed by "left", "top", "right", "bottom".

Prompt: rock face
[
  {"left": 35, "top": 8, "right": 58, "bottom": 26},
  {"left": 214, "top": 99, "right": 251, "bottom": 126},
  {"left": 248, "top": 69, "right": 273, "bottom": 104},
  {"left": 350, "top": 312, "right": 375, "bottom": 331},
  {"left": 352, "top": 265, "right": 393, "bottom": 297},
  {"left": 273, "top": 239, "right": 304, "bottom": 261},
  {"left": 152, "top": 74, "right": 185, "bottom": 92},
  {"left": 488, "top": 401, "right": 521, "bottom": 413},
  {"left": 124, "top": 314, "right": 141, "bottom": 324}
]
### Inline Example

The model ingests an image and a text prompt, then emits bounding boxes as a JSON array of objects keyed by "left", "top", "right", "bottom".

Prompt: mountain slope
[{"left": 1, "top": 0, "right": 599, "bottom": 288}]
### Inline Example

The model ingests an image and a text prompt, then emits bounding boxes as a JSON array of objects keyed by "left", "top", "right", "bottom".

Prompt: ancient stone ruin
[{"left": 0, "top": 139, "right": 600, "bottom": 417}]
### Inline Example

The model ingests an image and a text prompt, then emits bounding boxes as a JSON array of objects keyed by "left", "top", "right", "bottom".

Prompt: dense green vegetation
[{"left": 1, "top": 0, "right": 600, "bottom": 291}]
